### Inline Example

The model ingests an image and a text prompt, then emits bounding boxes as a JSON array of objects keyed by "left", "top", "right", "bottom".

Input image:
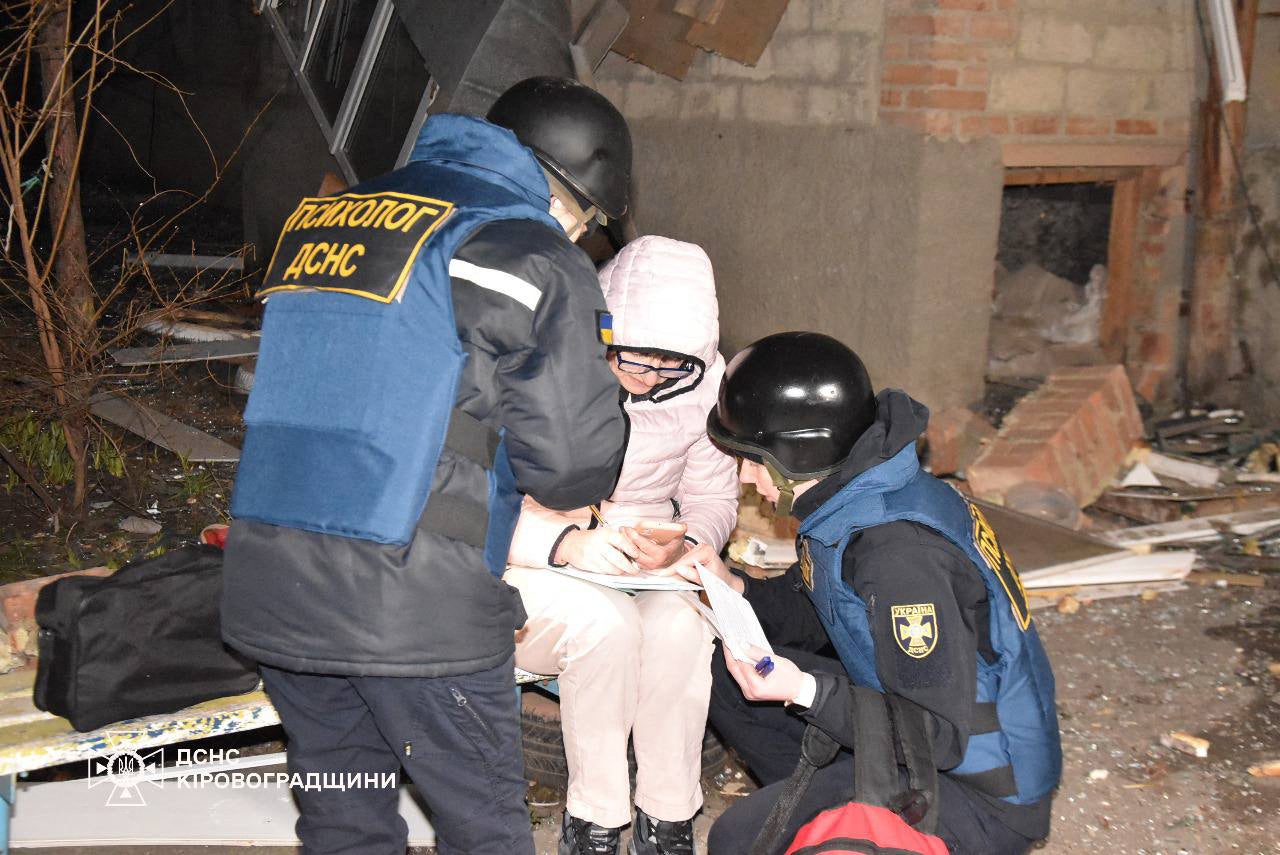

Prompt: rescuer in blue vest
[
  {"left": 673, "top": 332, "right": 1061, "bottom": 854},
  {"left": 222, "top": 78, "right": 633, "bottom": 855}
]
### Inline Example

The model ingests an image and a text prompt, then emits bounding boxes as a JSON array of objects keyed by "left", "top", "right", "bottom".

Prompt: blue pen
[{"left": 754, "top": 656, "right": 775, "bottom": 677}]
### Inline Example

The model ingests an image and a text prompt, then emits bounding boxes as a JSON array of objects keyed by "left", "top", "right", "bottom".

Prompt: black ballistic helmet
[
  {"left": 707, "top": 332, "right": 877, "bottom": 480},
  {"left": 487, "top": 76, "right": 632, "bottom": 220}
]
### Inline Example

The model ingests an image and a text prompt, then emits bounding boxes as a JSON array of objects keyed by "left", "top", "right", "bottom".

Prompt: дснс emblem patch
[{"left": 891, "top": 603, "right": 938, "bottom": 659}]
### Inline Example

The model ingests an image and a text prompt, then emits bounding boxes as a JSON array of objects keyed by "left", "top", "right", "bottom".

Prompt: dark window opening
[
  {"left": 346, "top": 8, "right": 431, "bottom": 179},
  {"left": 305, "top": 0, "right": 379, "bottom": 123}
]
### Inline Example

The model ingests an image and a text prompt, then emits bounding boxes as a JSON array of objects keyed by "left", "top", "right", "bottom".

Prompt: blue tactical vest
[
  {"left": 798, "top": 443, "right": 1062, "bottom": 805},
  {"left": 231, "top": 115, "right": 561, "bottom": 569}
]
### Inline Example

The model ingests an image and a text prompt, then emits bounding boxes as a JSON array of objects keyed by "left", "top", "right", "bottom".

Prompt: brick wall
[
  {"left": 598, "top": 0, "right": 1195, "bottom": 143},
  {"left": 878, "top": 0, "right": 1195, "bottom": 144},
  {"left": 595, "top": 0, "right": 884, "bottom": 126}
]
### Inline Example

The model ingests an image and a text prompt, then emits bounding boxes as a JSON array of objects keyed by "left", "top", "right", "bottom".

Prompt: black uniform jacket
[{"left": 738, "top": 390, "right": 1050, "bottom": 839}]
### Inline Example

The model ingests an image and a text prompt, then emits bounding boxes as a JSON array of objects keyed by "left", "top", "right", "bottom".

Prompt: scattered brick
[
  {"left": 1, "top": 567, "right": 114, "bottom": 640},
  {"left": 967, "top": 365, "right": 1143, "bottom": 506},
  {"left": 925, "top": 408, "right": 998, "bottom": 476}
]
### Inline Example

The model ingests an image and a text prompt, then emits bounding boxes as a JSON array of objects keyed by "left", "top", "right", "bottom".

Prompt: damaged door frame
[
  {"left": 1001, "top": 143, "right": 1186, "bottom": 397},
  {"left": 1002, "top": 165, "right": 1141, "bottom": 363}
]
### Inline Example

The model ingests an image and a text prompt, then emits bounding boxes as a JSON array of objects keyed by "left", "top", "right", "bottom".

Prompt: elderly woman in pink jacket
[{"left": 506, "top": 236, "right": 738, "bottom": 855}]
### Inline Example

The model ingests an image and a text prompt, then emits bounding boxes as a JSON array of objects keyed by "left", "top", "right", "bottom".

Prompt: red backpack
[{"left": 750, "top": 689, "right": 950, "bottom": 855}]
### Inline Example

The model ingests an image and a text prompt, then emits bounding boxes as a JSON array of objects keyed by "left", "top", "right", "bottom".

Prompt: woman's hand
[
  {"left": 623, "top": 529, "right": 688, "bottom": 571},
  {"left": 554, "top": 527, "right": 641, "bottom": 575},
  {"left": 723, "top": 644, "right": 807, "bottom": 703},
  {"left": 658, "top": 543, "right": 744, "bottom": 593}
]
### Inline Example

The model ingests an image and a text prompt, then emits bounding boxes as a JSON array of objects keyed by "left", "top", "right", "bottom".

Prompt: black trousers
[
  {"left": 706, "top": 644, "right": 1035, "bottom": 855},
  {"left": 261, "top": 656, "right": 533, "bottom": 855}
]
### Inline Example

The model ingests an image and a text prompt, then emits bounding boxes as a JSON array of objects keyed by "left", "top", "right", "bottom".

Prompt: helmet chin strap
[
  {"left": 764, "top": 460, "right": 804, "bottom": 518},
  {"left": 543, "top": 170, "right": 601, "bottom": 232}
]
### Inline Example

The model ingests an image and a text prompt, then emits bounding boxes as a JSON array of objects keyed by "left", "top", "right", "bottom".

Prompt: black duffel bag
[{"left": 33, "top": 543, "right": 259, "bottom": 732}]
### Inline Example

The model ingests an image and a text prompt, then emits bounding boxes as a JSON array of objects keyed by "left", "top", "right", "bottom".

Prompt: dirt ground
[
  {"left": 2, "top": 327, "right": 1276, "bottom": 853},
  {"left": 15, "top": 582, "right": 1275, "bottom": 855}
]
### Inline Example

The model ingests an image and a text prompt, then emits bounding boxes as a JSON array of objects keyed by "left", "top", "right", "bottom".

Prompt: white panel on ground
[{"left": 9, "top": 776, "right": 435, "bottom": 847}]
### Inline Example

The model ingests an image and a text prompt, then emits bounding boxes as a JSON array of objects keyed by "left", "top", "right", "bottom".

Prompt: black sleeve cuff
[
  {"left": 798, "top": 672, "right": 861, "bottom": 750},
  {"left": 547, "top": 525, "right": 580, "bottom": 567}
]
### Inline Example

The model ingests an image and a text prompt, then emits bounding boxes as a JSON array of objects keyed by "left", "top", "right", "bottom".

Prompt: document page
[{"left": 697, "top": 562, "right": 774, "bottom": 663}]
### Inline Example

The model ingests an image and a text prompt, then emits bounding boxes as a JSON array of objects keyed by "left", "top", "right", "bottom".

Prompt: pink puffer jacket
[{"left": 508, "top": 236, "right": 739, "bottom": 566}]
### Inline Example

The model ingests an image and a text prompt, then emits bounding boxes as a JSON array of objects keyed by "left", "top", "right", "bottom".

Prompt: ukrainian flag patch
[{"left": 597, "top": 311, "right": 614, "bottom": 345}]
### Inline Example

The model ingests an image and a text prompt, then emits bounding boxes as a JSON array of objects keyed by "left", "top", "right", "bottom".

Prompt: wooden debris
[
  {"left": 89, "top": 394, "right": 240, "bottom": 463},
  {"left": 1100, "top": 508, "right": 1280, "bottom": 549},
  {"left": 173, "top": 308, "right": 257, "bottom": 327},
  {"left": 111, "top": 338, "right": 260, "bottom": 367},
  {"left": 673, "top": 0, "right": 726, "bottom": 24},
  {"left": 1268, "top": 662, "right": 1280, "bottom": 677},
  {"left": 1186, "top": 570, "right": 1265, "bottom": 588},
  {"left": 1028, "top": 581, "right": 1186, "bottom": 610},
  {"left": 142, "top": 319, "right": 256, "bottom": 342},
  {"left": 1161, "top": 731, "right": 1210, "bottom": 758},
  {"left": 1247, "top": 760, "right": 1280, "bottom": 778},
  {"left": 129, "top": 251, "right": 243, "bottom": 271},
  {"left": 975, "top": 499, "right": 1123, "bottom": 572},
  {"left": 684, "top": 0, "right": 790, "bottom": 65},
  {"left": 1055, "top": 595, "right": 1081, "bottom": 614},
  {"left": 1141, "top": 449, "right": 1222, "bottom": 488},
  {"left": 1119, "top": 461, "right": 1162, "bottom": 488},
  {"left": 1021, "top": 550, "right": 1196, "bottom": 589},
  {"left": 611, "top": 0, "right": 698, "bottom": 79}
]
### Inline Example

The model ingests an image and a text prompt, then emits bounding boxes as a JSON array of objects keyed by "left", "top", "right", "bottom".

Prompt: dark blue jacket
[
  {"left": 800, "top": 441, "right": 1062, "bottom": 806},
  {"left": 222, "top": 115, "right": 626, "bottom": 677}
]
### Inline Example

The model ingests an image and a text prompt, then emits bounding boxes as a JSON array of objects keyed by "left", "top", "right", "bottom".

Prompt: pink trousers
[{"left": 505, "top": 566, "right": 716, "bottom": 828}]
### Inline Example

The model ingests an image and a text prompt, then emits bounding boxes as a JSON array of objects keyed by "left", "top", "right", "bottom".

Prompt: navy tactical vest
[
  {"left": 231, "top": 115, "right": 560, "bottom": 567},
  {"left": 798, "top": 443, "right": 1062, "bottom": 805}
]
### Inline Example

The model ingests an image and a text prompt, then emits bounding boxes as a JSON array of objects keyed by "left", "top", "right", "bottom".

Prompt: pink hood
[
  {"left": 599, "top": 235, "right": 721, "bottom": 403},
  {"left": 508, "top": 236, "right": 739, "bottom": 566}
]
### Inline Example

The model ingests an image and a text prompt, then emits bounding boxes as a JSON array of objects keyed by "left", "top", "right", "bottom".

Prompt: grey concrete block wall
[{"left": 624, "top": 119, "right": 1002, "bottom": 412}]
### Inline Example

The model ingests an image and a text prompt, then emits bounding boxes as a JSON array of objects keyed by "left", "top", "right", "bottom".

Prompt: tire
[{"left": 521, "top": 691, "right": 728, "bottom": 793}]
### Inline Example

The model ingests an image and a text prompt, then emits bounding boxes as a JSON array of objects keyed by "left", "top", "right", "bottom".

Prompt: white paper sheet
[{"left": 697, "top": 562, "right": 774, "bottom": 663}]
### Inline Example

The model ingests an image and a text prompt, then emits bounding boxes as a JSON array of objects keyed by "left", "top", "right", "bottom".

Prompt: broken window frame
[{"left": 257, "top": 0, "right": 436, "bottom": 185}]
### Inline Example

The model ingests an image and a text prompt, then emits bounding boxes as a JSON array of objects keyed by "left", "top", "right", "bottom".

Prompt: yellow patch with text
[
  {"left": 259, "top": 191, "right": 453, "bottom": 303},
  {"left": 967, "top": 503, "right": 1031, "bottom": 631},
  {"left": 799, "top": 538, "right": 814, "bottom": 591},
  {"left": 891, "top": 603, "right": 938, "bottom": 659}
]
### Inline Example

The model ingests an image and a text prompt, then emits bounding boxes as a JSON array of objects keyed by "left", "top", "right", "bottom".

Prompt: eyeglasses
[{"left": 613, "top": 352, "right": 695, "bottom": 378}]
